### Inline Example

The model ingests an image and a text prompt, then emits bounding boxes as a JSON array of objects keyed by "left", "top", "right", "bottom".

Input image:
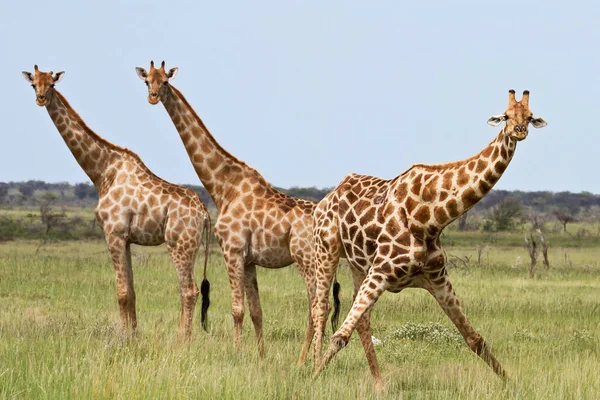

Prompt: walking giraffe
[
  {"left": 22, "top": 65, "right": 212, "bottom": 339},
  {"left": 311, "top": 90, "right": 547, "bottom": 387},
  {"left": 135, "top": 61, "right": 340, "bottom": 363}
]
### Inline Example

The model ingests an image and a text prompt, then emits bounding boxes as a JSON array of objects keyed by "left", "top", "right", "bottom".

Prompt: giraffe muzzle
[
  {"left": 36, "top": 95, "right": 47, "bottom": 106},
  {"left": 148, "top": 93, "right": 160, "bottom": 104},
  {"left": 513, "top": 125, "right": 528, "bottom": 140}
]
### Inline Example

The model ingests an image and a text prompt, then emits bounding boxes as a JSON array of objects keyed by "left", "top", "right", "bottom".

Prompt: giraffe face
[
  {"left": 487, "top": 90, "right": 547, "bottom": 140},
  {"left": 22, "top": 65, "right": 65, "bottom": 107},
  {"left": 135, "top": 61, "right": 178, "bottom": 105}
]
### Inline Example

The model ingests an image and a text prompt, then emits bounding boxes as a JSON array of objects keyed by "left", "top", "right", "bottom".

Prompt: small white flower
[{"left": 371, "top": 336, "right": 382, "bottom": 345}]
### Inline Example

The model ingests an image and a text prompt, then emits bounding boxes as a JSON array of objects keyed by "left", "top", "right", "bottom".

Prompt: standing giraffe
[
  {"left": 22, "top": 65, "right": 212, "bottom": 339},
  {"left": 134, "top": 61, "right": 340, "bottom": 363},
  {"left": 311, "top": 90, "right": 547, "bottom": 386}
]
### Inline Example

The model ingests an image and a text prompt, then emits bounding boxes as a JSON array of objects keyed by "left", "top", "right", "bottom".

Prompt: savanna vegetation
[{"left": 1, "top": 181, "right": 599, "bottom": 398}]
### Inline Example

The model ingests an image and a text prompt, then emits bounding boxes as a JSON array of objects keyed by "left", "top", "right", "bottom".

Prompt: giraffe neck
[
  {"left": 161, "top": 85, "right": 250, "bottom": 210},
  {"left": 45, "top": 90, "right": 116, "bottom": 188},
  {"left": 403, "top": 128, "right": 517, "bottom": 236}
]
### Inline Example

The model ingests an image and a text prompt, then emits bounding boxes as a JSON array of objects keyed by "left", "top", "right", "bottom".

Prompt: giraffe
[
  {"left": 311, "top": 90, "right": 547, "bottom": 387},
  {"left": 134, "top": 61, "right": 340, "bottom": 363},
  {"left": 22, "top": 65, "right": 212, "bottom": 339}
]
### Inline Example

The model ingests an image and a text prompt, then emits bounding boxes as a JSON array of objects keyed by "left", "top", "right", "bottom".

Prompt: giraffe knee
[
  {"left": 232, "top": 306, "right": 245, "bottom": 325},
  {"left": 116, "top": 289, "right": 134, "bottom": 307},
  {"left": 466, "top": 334, "right": 486, "bottom": 355},
  {"left": 182, "top": 288, "right": 199, "bottom": 307},
  {"left": 331, "top": 332, "right": 350, "bottom": 350}
]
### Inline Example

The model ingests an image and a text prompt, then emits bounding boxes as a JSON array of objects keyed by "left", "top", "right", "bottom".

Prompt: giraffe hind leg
[
  {"left": 295, "top": 259, "right": 316, "bottom": 367},
  {"left": 223, "top": 251, "right": 246, "bottom": 351},
  {"left": 244, "top": 263, "right": 264, "bottom": 358},
  {"left": 107, "top": 236, "right": 136, "bottom": 334},
  {"left": 167, "top": 241, "right": 199, "bottom": 341},
  {"left": 314, "top": 264, "right": 388, "bottom": 381}
]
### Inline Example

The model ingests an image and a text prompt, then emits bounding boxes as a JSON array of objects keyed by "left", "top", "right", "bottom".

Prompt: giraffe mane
[
  {"left": 168, "top": 85, "right": 275, "bottom": 191},
  {"left": 399, "top": 130, "right": 505, "bottom": 176},
  {"left": 53, "top": 90, "right": 171, "bottom": 186}
]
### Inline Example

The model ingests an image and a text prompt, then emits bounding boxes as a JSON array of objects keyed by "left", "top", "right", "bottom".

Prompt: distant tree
[
  {"left": 39, "top": 193, "right": 65, "bottom": 234},
  {"left": 18, "top": 183, "right": 35, "bottom": 198},
  {"left": 74, "top": 182, "right": 91, "bottom": 200},
  {"left": 0, "top": 183, "right": 8, "bottom": 204},
  {"left": 553, "top": 207, "right": 577, "bottom": 233},
  {"left": 489, "top": 196, "right": 523, "bottom": 231},
  {"left": 457, "top": 212, "right": 469, "bottom": 231},
  {"left": 529, "top": 208, "right": 545, "bottom": 230}
]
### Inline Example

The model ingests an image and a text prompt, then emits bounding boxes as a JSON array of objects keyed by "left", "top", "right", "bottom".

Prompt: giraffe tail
[
  {"left": 330, "top": 275, "right": 341, "bottom": 333},
  {"left": 200, "top": 213, "right": 211, "bottom": 332}
]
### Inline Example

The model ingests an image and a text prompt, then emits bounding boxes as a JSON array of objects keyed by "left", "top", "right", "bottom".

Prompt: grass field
[{"left": 1, "top": 240, "right": 599, "bottom": 399}]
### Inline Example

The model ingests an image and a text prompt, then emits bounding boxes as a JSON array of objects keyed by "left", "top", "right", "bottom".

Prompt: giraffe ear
[
  {"left": 487, "top": 114, "right": 507, "bottom": 126},
  {"left": 22, "top": 71, "right": 34, "bottom": 83},
  {"left": 530, "top": 116, "right": 547, "bottom": 129},
  {"left": 53, "top": 71, "right": 65, "bottom": 83},
  {"left": 166, "top": 67, "right": 178, "bottom": 81},
  {"left": 135, "top": 67, "right": 148, "bottom": 81}
]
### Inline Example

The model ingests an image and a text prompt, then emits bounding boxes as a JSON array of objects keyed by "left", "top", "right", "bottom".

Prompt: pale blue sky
[{"left": 1, "top": 1, "right": 598, "bottom": 192}]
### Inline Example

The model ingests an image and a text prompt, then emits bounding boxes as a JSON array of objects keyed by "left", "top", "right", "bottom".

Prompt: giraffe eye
[
  {"left": 50, "top": 84, "right": 55, "bottom": 88},
  {"left": 31, "top": 84, "right": 36, "bottom": 88},
  {"left": 145, "top": 81, "right": 149, "bottom": 86}
]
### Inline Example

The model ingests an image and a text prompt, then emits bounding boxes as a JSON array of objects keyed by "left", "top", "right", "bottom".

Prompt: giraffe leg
[
  {"left": 311, "top": 213, "right": 341, "bottom": 369},
  {"left": 224, "top": 251, "right": 246, "bottom": 351},
  {"left": 167, "top": 242, "right": 199, "bottom": 341},
  {"left": 297, "top": 271, "right": 316, "bottom": 367},
  {"left": 107, "top": 236, "right": 136, "bottom": 333},
  {"left": 427, "top": 276, "right": 507, "bottom": 379},
  {"left": 350, "top": 269, "right": 383, "bottom": 389},
  {"left": 291, "top": 252, "right": 316, "bottom": 367},
  {"left": 124, "top": 243, "right": 137, "bottom": 332},
  {"left": 313, "top": 265, "right": 388, "bottom": 380},
  {"left": 244, "top": 263, "right": 264, "bottom": 358}
]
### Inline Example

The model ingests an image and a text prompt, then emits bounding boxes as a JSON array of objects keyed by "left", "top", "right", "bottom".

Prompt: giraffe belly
[
  {"left": 339, "top": 232, "right": 377, "bottom": 276},
  {"left": 248, "top": 231, "right": 293, "bottom": 268},
  {"left": 128, "top": 214, "right": 166, "bottom": 246}
]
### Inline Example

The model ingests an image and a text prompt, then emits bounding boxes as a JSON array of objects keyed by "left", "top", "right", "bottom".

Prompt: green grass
[{"left": 1, "top": 241, "right": 599, "bottom": 399}]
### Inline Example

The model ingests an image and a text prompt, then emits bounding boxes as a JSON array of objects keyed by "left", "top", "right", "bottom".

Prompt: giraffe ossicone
[
  {"left": 311, "top": 89, "right": 547, "bottom": 386},
  {"left": 22, "top": 65, "right": 213, "bottom": 339}
]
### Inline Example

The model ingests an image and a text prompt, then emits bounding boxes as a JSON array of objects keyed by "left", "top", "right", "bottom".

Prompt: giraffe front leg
[
  {"left": 244, "top": 264, "right": 264, "bottom": 358},
  {"left": 427, "top": 276, "right": 507, "bottom": 379},
  {"left": 107, "top": 236, "right": 136, "bottom": 334},
  {"left": 313, "top": 266, "right": 388, "bottom": 380},
  {"left": 223, "top": 251, "right": 246, "bottom": 351},
  {"left": 349, "top": 269, "right": 382, "bottom": 389}
]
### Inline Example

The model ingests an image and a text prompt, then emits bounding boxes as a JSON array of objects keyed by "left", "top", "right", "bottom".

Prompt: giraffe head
[
  {"left": 487, "top": 90, "right": 547, "bottom": 140},
  {"left": 135, "top": 60, "right": 178, "bottom": 105},
  {"left": 22, "top": 65, "right": 65, "bottom": 107}
]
